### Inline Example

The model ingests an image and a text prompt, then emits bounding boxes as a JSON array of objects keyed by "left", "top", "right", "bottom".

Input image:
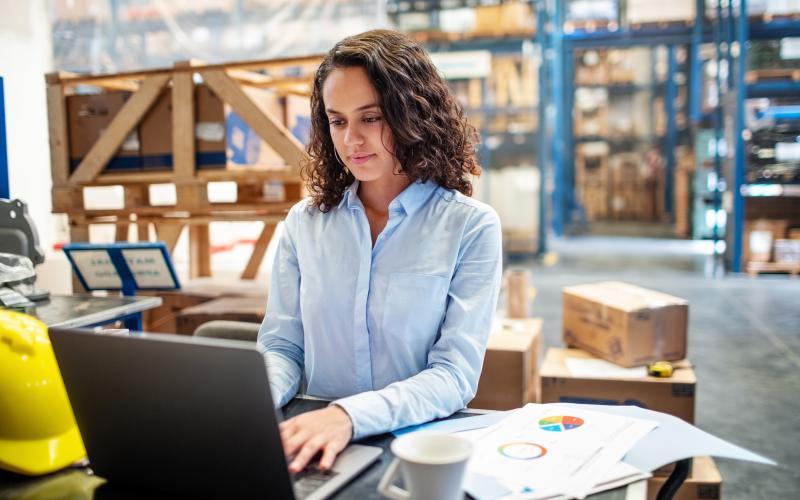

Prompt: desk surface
[
  {"left": 13, "top": 294, "right": 162, "bottom": 328},
  {"left": 0, "top": 398, "right": 640, "bottom": 500}
]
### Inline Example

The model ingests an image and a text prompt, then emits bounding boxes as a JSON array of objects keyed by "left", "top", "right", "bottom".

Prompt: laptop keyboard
[{"left": 292, "top": 464, "right": 339, "bottom": 499}]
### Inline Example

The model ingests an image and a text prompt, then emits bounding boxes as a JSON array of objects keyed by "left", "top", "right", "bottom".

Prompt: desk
[
  {"left": 9, "top": 294, "right": 162, "bottom": 331},
  {"left": 0, "top": 398, "right": 643, "bottom": 500}
]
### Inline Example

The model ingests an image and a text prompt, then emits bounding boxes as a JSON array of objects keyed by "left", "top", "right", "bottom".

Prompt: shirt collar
[
  {"left": 338, "top": 180, "right": 361, "bottom": 210},
  {"left": 337, "top": 179, "right": 438, "bottom": 215},
  {"left": 391, "top": 180, "right": 438, "bottom": 217}
]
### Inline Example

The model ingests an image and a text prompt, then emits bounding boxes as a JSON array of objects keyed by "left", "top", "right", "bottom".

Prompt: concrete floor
[{"left": 513, "top": 234, "right": 800, "bottom": 499}]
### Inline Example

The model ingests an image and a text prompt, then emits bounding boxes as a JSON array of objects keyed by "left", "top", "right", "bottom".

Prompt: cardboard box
[
  {"left": 67, "top": 92, "right": 141, "bottom": 173},
  {"left": 575, "top": 142, "right": 610, "bottom": 185},
  {"left": 577, "top": 182, "right": 609, "bottom": 221},
  {"left": 473, "top": 3, "right": 535, "bottom": 36},
  {"left": 471, "top": 318, "right": 542, "bottom": 410},
  {"left": 647, "top": 456, "right": 721, "bottom": 500},
  {"left": 744, "top": 219, "right": 789, "bottom": 263},
  {"left": 627, "top": 0, "right": 696, "bottom": 24},
  {"left": 175, "top": 296, "right": 266, "bottom": 335},
  {"left": 774, "top": 239, "right": 800, "bottom": 263},
  {"left": 562, "top": 282, "right": 688, "bottom": 367},
  {"left": 575, "top": 50, "right": 610, "bottom": 86},
  {"left": 540, "top": 348, "right": 696, "bottom": 423},
  {"left": 139, "top": 85, "right": 288, "bottom": 170}
]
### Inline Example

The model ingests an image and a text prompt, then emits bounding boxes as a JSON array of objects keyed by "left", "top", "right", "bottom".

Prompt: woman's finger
[
  {"left": 318, "top": 442, "right": 341, "bottom": 471},
  {"left": 281, "top": 429, "right": 309, "bottom": 461},
  {"left": 289, "top": 439, "right": 323, "bottom": 473}
]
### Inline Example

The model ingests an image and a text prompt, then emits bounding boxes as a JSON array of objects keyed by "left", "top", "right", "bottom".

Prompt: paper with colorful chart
[{"left": 466, "top": 404, "right": 657, "bottom": 499}]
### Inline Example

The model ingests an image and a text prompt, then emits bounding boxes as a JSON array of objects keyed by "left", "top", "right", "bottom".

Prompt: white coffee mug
[{"left": 377, "top": 432, "right": 473, "bottom": 500}]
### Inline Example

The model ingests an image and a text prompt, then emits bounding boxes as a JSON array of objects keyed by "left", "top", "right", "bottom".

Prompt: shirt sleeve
[
  {"left": 333, "top": 207, "right": 503, "bottom": 439},
  {"left": 257, "top": 206, "right": 305, "bottom": 408}
]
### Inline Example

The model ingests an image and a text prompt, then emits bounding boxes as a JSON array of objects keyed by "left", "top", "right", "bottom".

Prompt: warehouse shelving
[
  {"left": 548, "top": 1, "right": 700, "bottom": 236},
  {"left": 543, "top": 1, "right": 800, "bottom": 274},
  {"left": 729, "top": 1, "right": 800, "bottom": 272}
]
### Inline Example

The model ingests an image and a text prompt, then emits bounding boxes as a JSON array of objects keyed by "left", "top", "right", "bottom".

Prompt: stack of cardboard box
[
  {"left": 539, "top": 281, "right": 721, "bottom": 499},
  {"left": 575, "top": 142, "right": 610, "bottom": 221}
]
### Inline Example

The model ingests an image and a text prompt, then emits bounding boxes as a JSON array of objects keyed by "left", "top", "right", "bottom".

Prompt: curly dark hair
[{"left": 302, "top": 29, "right": 481, "bottom": 212}]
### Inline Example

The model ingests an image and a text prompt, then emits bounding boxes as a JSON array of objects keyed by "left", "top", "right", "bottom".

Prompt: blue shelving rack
[
  {"left": 0, "top": 76, "right": 9, "bottom": 199},
  {"left": 729, "top": 2, "right": 800, "bottom": 272},
  {"left": 546, "top": 0, "right": 713, "bottom": 236}
]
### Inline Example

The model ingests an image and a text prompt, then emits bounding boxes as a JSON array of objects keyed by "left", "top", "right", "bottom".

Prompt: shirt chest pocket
[{"left": 382, "top": 273, "right": 449, "bottom": 343}]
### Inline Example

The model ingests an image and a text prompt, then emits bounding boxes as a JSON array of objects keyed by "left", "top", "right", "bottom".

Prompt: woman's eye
[
  {"left": 329, "top": 119, "right": 345, "bottom": 127},
  {"left": 364, "top": 116, "right": 382, "bottom": 124}
]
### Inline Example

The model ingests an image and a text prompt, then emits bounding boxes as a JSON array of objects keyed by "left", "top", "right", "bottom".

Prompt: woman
[{"left": 258, "top": 29, "right": 502, "bottom": 473}]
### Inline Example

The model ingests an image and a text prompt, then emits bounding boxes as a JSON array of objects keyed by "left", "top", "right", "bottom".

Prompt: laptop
[{"left": 49, "top": 327, "right": 382, "bottom": 499}]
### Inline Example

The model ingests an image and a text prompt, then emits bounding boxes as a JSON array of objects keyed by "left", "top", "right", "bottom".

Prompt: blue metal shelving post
[
  {"left": 732, "top": 0, "right": 748, "bottom": 272},
  {"left": 664, "top": 46, "right": 678, "bottom": 215},
  {"left": 689, "top": 0, "right": 705, "bottom": 123},
  {"left": 550, "top": 0, "right": 566, "bottom": 235},
  {"left": 536, "top": 0, "right": 548, "bottom": 254},
  {"left": 0, "top": 77, "right": 9, "bottom": 199}
]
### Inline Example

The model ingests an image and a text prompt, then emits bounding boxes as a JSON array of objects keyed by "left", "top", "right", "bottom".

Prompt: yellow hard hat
[{"left": 0, "top": 310, "right": 86, "bottom": 475}]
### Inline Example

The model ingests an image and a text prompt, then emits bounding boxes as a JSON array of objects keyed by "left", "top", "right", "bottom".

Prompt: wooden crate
[{"left": 47, "top": 56, "right": 321, "bottom": 282}]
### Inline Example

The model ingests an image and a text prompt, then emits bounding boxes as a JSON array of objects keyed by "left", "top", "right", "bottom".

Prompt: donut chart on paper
[
  {"left": 497, "top": 442, "right": 547, "bottom": 460},
  {"left": 538, "top": 415, "right": 584, "bottom": 432}
]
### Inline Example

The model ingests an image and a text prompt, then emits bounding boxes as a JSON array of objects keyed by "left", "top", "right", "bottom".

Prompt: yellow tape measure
[{"left": 647, "top": 361, "right": 674, "bottom": 378}]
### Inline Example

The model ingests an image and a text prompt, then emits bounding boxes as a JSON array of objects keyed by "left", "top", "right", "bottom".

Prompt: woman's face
[{"left": 322, "top": 66, "right": 400, "bottom": 184}]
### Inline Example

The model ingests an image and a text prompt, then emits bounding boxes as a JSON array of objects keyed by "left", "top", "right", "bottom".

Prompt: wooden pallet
[
  {"left": 745, "top": 69, "right": 800, "bottom": 84},
  {"left": 749, "top": 13, "right": 800, "bottom": 23},
  {"left": 746, "top": 261, "right": 800, "bottom": 278},
  {"left": 47, "top": 55, "right": 322, "bottom": 282},
  {"left": 628, "top": 20, "right": 694, "bottom": 31},
  {"left": 564, "top": 20, "right": 618, "bottom": 34}
]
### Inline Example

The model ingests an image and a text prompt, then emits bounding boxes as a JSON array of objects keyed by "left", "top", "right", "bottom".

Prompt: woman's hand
[{"left": 280, "top": 405, "right": 354, "bottom": 473}]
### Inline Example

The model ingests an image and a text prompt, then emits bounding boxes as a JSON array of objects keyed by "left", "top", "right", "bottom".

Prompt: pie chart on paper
[{"left": 538, "top": 415, "right": 584, "bottom": 432}]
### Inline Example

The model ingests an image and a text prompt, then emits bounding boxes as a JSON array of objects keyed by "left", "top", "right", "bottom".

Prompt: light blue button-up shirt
[{"left": 258, "top": 180, "right": 502, "bottom": 439}]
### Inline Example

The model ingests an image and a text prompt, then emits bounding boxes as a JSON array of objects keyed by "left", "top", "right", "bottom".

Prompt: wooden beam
[
  {"left": 56, "top": 54, "right": 322, "bottom": 87},
  {"left": 189, "top": 224, "right": 211, "bottom": 278},
  {"left": 227, "top": 68, "right": 274, "bottom": 86},
  {"left": 176, "top": 181, "right": 208, "bottom": 211},
  {"left": 46, "top": 73, "right": 70, "bottom": 186},
  {"left": 201, "top": 69, "right": 307, "bottom": 172},
  {"left": 241, "top": 222, "right": 277, "bottom": 280},
  {"left": 156, "top": 223, "right": 184, "bottom": 253},
  {"left": 123, "top": 185, "right": 149, "bottom": 208},
  {"left": 58, "top": 71, "right": 139, "bottom": 92},
  {"left": 87, "top": 168, "right": 302, "bottom": 185},
  {"left": 115, "top": 223, "right": 129, "bottom": 242},
  {"left": 51, "top": 186, "right": 84, "bottom": 214},
  {"left": 137, "top": 222, "right": 150, "bottom": 241},
  {"left": 172, "top": 61, "right": 196, "bottom": 180},
  {"left": 69, "top": 74, "right": 171, "bottom": 185}
]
